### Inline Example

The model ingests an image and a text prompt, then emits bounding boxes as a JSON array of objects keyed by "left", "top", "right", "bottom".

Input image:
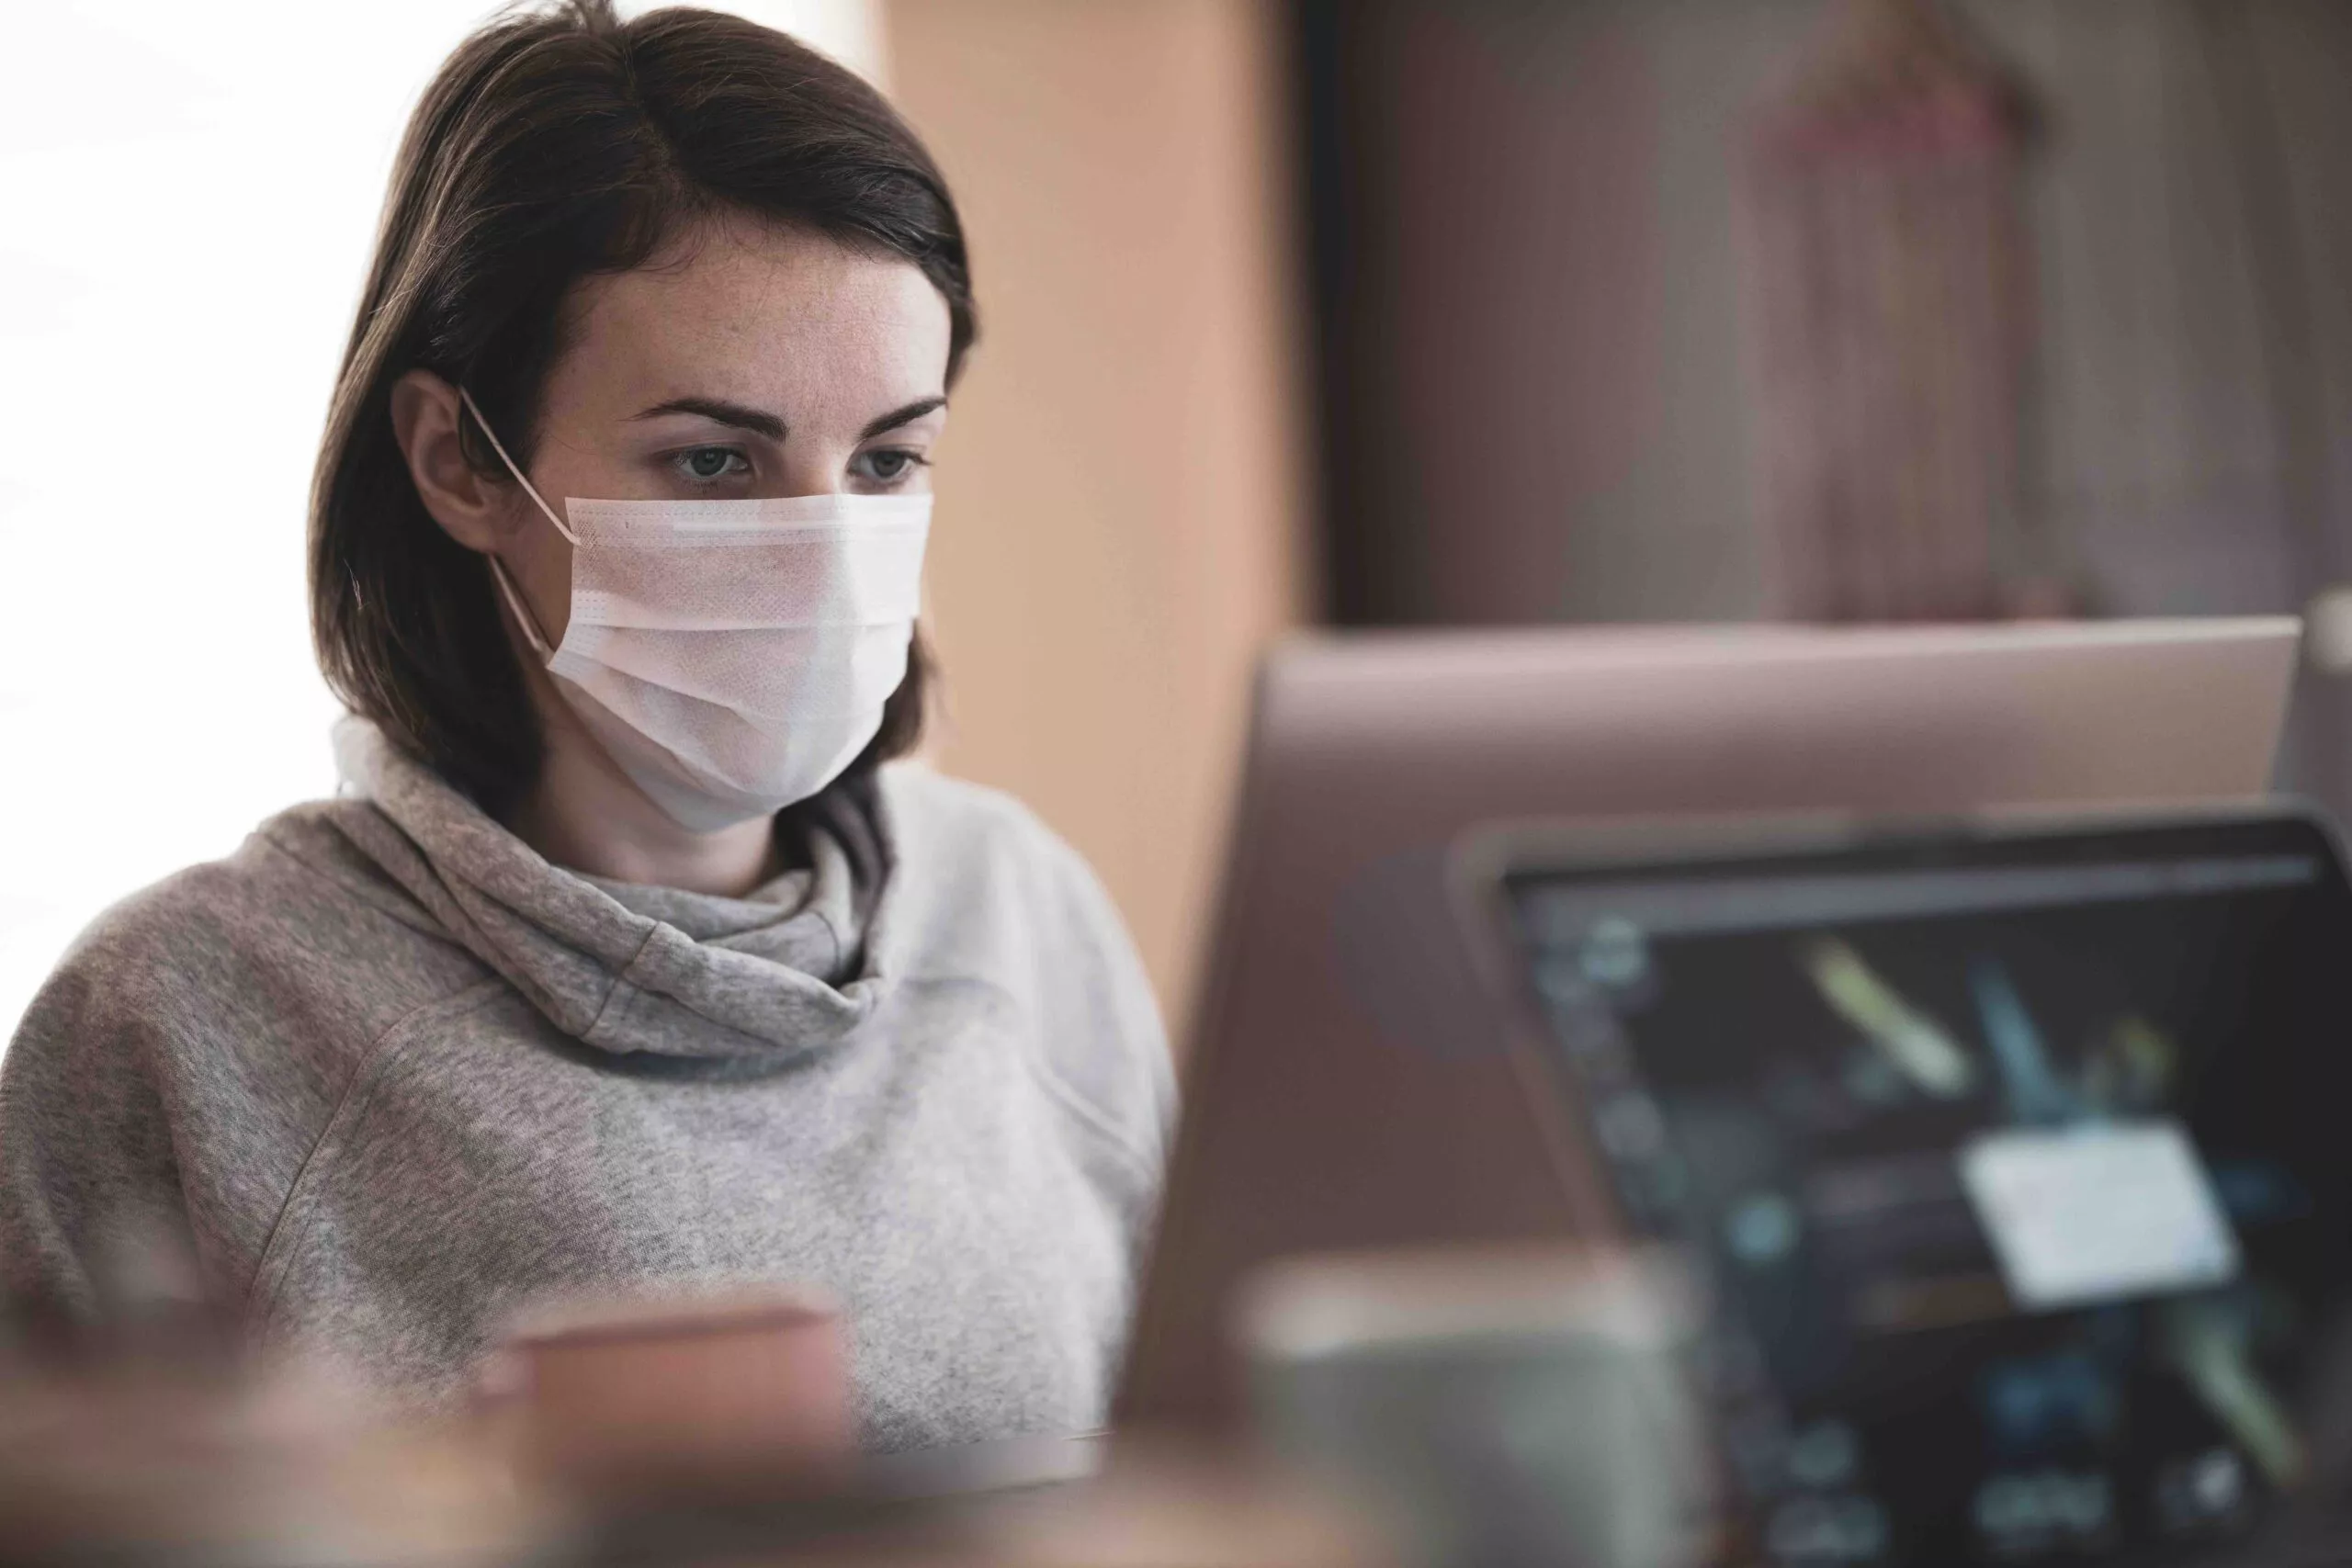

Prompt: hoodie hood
[{"left": 321, "top": 718, "right": 894, "bottom": 1060}]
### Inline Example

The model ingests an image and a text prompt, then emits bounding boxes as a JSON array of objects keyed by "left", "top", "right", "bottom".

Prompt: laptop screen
[{"left": 1501, "top": 815, "right": 2352, "bottom": 1567}]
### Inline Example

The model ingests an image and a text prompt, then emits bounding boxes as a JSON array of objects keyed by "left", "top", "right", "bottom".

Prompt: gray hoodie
[{"left": 0, "top": 720, "right": 1172, "bottom": 1450}]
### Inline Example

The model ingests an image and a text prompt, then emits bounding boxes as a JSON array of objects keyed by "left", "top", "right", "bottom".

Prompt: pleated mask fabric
[{"left": 461, "top": 389, "right": 930, "bottom": 830}]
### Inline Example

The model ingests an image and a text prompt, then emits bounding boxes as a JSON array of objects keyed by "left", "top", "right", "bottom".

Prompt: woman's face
[{"left": 484, "top": 216, "right": 954, "bottom": 648}]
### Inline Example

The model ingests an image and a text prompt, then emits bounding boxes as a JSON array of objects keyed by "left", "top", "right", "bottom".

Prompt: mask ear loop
[{"left": 458, "top": 385, "right": 577, "bottom": 664}]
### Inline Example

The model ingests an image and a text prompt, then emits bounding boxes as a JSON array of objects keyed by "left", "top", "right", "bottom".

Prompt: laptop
[
  {"left": 1117, "top": 617, "right": 2301, "bottom": 1432},
  {"left": 1444, "top": 806, "right": 2352, "bottom": 1566}
]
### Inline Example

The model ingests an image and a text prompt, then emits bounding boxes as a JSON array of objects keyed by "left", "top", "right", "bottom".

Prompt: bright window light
[{"left": 0, "top": 1, "right": 881, "bottom": 1041}]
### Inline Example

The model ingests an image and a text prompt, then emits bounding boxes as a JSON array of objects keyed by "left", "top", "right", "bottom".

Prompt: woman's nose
[{"left": 768, "top": 456, "right": 849, "bottom": 501}]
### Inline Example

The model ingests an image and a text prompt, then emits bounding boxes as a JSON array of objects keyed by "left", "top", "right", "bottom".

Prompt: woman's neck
[{"left": 503, "top": 682, "right": 779, "bottom": 897}]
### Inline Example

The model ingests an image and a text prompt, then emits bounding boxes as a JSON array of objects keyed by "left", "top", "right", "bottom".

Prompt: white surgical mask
[{"left": 460, "top": 388, "right": 931, "bottom": 831}]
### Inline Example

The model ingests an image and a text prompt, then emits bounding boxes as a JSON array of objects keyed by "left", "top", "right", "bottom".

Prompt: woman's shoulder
[
  {"left": 876, "top": 762, "right": 1069, "bottom": 858},
  {"left": 38, "top": 830, "right": 328, "bottom": 1005},
  {"left": 875, "top": 764, "right": 1175, "bottom": 1182},
  {"left": 0, "top": 805, "right": 492, "bottom": 1325},
  {"left": 11, "top": 804, "right": 486, "bottom": 1067},
  {"left": 51, "top": 809, "right": 387, "bottom": 968},
  {"left": 875, "top": 764, "right": 1135, "bottom": 961}
]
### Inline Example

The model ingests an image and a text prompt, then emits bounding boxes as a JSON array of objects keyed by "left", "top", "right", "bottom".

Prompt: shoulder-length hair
[{"left": 310, "top": 0, "right": 974, "bottom": 815}]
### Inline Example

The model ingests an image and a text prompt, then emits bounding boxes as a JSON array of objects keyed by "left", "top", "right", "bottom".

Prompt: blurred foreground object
[
  {"left": 1, "top": 1225, "right": 1377, "bottom": 1567},
  {"left": 0, "top": 1213, "right": 548, "bottom": 1567},
  {"left": 0, "top": 1356, "right": 548, "bottom": 1568},
  {"left": 0, "top": 1348, "right": 1381, "bottom": 1568},
  {"left": 2304, "top": 585, "right": 2352, "bottom": 676},
  {"left": 477, "top": 1283, "right": 1385, "bottom": 1567},
  {"left": 484, "top": 1284, "right": 854, "bottom": 1501},
  {"left": 933, "top": 1447, "right": 1385, "bottom": 1568},
  {"left": 1741, "top": 0, "right": 2046, "bottom": 621},
  {"left": 627, "top": 1442, "right": 1389, "bottom": 1568},
  {"left": 1237, "top": 1246, "right": 1713, "bottom": 1568}
]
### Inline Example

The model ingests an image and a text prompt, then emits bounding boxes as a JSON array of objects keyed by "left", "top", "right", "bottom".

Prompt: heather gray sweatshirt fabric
[{"left": 0, "top": 720, "right": 1172, "bottom": 1450}]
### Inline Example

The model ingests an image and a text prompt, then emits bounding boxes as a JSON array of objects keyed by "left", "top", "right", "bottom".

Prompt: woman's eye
[
  {"left": 853, "top": 448, "right": 929, "bottom": 485},
  {"left": 674, "top": 446, "right": 749, "bottom": 482}
]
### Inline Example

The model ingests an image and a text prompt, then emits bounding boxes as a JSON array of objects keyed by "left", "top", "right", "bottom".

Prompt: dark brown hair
[{"left": 310, "top": 0, "right": 974, "bottom": 815}]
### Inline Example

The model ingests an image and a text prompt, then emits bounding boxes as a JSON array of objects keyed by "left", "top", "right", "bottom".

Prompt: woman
[{"left": 0, "top": 1, "right": 1170, "bottom": 1451}]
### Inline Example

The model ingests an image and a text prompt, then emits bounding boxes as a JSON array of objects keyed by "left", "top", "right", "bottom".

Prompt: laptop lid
[{"left": 1120, "top": 618, "right": 2302, "bottom": 1432}]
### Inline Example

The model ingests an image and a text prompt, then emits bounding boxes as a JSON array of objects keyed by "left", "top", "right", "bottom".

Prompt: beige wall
[{"left": 885, "top": 0, "right": 1314, "bottom": 1038}]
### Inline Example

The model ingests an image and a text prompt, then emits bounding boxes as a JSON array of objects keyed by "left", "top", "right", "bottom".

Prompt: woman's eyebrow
[
  {"left": 859, "top": 396, "right": 947, "bottom": 441},
  {"left": 630, "top": 397, "right": 786, "bottom": 439}
]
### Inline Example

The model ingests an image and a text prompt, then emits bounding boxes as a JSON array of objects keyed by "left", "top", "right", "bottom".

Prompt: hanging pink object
[{"left": 1740, "top": 0, "right": 2041, "bottom": 622}]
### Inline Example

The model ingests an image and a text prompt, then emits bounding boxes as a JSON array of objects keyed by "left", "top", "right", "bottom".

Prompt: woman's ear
[{"left": 390, "top": 368, "right": 512, "bottom": 554}]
